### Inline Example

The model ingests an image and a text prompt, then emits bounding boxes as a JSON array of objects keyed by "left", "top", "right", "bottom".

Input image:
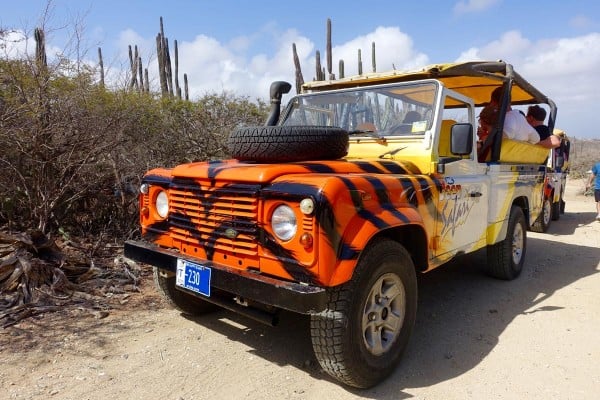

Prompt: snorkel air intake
[{"left": 265, "top": 81, "right": 292, "bottom": 126}]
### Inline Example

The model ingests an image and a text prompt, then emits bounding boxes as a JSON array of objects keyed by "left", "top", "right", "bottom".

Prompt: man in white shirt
[
  {"left": 490, "top": 87, "right": 559, "bottom": 148},
  {"left": 503, "top": 109, "right": 540, "bottom": 143}
]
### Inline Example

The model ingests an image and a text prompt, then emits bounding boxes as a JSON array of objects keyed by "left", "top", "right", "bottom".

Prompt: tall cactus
[
  {"left": 371, "top": 42, "right": 376, "bottom": 73},
  {"left": 156, "top": 34, "right": 167, "bottom": 94},
  {"left": 97, "top": 47, "right": 105, "bottom": 88},
  {"left": 292, "top": 43, "right": 305, "bottom": 94},
  {"left": 128, "top": 45, "right": 139, "bottom": 89},
  {"left": 358, "top": 49, "right": 363, "bottom": 75},
  {"left": 34, "top": 28, "right": 47, "bottom": 75},
  {"left": 315, "top": 50, "right": 323, "bottom": 81},
  {"left": 138, "top": 55, "right": 144, "bottom": 93},
  {"left": 326, "top": 18, "right": 333, "bottom": 79},
  {"left": 184, "top": 73, "right": 189, "bottom": 100},
  {"left": 174, "top": 40, "right": 181, "bottom": 99}
]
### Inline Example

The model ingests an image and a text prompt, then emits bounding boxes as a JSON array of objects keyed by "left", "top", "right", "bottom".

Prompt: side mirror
[{"left": 450, "top": 123, "right": 473, "bottom": 155}]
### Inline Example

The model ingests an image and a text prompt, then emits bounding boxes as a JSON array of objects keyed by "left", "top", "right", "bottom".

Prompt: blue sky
[{"left": 2, "top": 0, "right": 600, "bottom": 138}]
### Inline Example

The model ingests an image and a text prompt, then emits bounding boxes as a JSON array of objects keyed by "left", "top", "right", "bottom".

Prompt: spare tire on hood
[{"left": 228, "top": 125, "right": 349, "bottom": 163}]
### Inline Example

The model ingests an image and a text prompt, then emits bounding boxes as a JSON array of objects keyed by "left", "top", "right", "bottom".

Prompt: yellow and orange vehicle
[{"left": 125, "top": 61, "right": 558, "bottom": 388}]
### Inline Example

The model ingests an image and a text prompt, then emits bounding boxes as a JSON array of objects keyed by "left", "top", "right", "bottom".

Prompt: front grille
[{"left": 168, "top": 178, "right": 261, "bottom": 256}]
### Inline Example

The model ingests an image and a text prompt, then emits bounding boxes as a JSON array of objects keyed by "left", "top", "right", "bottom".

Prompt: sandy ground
[{"left": 1, "top": 178, "right": 599, "bottom": 400}]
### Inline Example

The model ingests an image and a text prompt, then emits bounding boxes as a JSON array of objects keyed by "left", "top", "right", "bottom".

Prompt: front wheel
[
  {"left": 310, "top": 239, "right": 417, "bottom": 388},
  {"left": 486, "top": 206, "right": 527, "bottom": 280},
  {"left": 153, "top": 267, "right": 219, "bottom": 315}
]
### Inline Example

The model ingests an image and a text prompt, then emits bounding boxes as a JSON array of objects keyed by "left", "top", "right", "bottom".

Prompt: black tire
[
  {"left": 310, "top": 239, "right": 417, "bottom": 388},
  {"left": 531, "top": 197, "right": 551, "bottom": 233},
  {"left": 486, "top": 206, "right": 527, "bottom": 280},
  {"left": 153, "top": 267, "right": 219, "bottom": 315},
  {"left": 228, "top": 126, "right": 348, "bottom": 162},
  {"left": 551, "top": 199, "right": 561, "bottom": 221}
]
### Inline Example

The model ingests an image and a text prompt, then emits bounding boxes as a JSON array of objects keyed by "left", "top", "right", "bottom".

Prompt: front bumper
[{"left": 124, "top": 240, "right": 328, "bottom": 314}]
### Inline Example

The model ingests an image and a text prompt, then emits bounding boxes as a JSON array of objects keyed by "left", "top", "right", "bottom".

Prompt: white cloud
[
  {"left": 456, "top": 30, "right": 531, "bottom": 61},
  {"left": 0, "top": 30, "right": 31, "bottom": 58},
  {"left": 454, "top": 0, "right": 500, "bottom": 15},
  {"left": 328, "top": 27, "right": 429, "bottom": 76},
  {"left": 456, "top": 30, "right": 600, "bottom": 137}
]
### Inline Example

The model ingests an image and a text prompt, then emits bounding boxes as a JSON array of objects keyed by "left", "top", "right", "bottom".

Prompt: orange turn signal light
[{"left": 299, "top": 233, "right": 313, "bottom": 249}]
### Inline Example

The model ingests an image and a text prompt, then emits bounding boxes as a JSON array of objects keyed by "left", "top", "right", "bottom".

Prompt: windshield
[{"left": 282, "top": 82, "right": 437, "bottom": 136}]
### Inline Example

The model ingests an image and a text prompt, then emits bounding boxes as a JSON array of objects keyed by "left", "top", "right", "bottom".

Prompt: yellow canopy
[{"left": 302, "top": 61, "right": 551, "bottom": 107}]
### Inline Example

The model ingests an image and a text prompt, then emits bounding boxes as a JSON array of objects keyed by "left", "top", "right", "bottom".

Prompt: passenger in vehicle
[
  {"left": 489, "top": 88, "right": 560, "bottom": 148},
  {"left": 526, "top": 105, "right": 551, "bottom": 140},
  {"left": 489, "top": 87, "right": 539, "bottom": 144},
  {"left": 403, "top": 111, "right": 422, "bottom": 124},
  {"left": 389, "top": 111, "right": 422, "bottom": 134},
  {"left": 476, "top": 105, "right": 497, "bottom": 162}
]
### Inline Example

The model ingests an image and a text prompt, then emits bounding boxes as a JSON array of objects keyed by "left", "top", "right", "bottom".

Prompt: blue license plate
[{"left": 175, "top": 259, "right": 211, "bottom": 297}]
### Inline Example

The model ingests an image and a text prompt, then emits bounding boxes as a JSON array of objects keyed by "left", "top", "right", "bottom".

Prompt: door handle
[{"left": 470, "top": 192, "right": 482, "bottom": 197}]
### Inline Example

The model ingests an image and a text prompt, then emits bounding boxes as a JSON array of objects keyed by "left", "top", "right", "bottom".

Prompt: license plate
[{"left": 176, "top": 259, "right": 211, "bottom": 297}]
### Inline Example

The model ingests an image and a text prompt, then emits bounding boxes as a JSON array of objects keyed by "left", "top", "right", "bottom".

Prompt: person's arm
[{"left": 587, "top": 169, "right": 596, "bottom": 189}]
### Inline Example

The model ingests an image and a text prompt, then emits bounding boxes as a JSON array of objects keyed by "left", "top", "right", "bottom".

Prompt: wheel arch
[
  {"left": 512, "top": 195, "right": 532, "bottom": 228},
  {"left": 328, "top": 221, "right": 428, "bottom": 286}
]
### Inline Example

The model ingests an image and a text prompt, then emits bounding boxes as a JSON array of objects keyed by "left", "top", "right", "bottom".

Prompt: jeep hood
[{"left": 166, "top": 159, "right": 420, "bottom": 183}]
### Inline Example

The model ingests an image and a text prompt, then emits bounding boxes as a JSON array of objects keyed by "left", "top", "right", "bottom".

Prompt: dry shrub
[{"left": 0, "top": 57, "right": 268, "bottom": 238}]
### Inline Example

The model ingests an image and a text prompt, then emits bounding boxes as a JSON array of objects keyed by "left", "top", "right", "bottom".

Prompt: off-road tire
[
  {"left": 531, "top": 197, "right": 551, "bottom": 233},
  {"left": 310, "top": 239, "right": 417, "bottom": 388},
  {"left": 228, "top": 126, "right": 348, "bottom": 162},
  {"left": 551, "top": 199, "right": 561, "bottom": 221},
  {"left": 486, "top": 206, "right": 527, "bottom": 280},
  {"left": 153, "top": 267, "right": 219, "bottom": 315}
]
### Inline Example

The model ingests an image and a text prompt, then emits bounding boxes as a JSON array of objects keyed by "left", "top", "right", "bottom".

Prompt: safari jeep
[{"left": 125, "top": 61, "right": 557, "bottom": 388}]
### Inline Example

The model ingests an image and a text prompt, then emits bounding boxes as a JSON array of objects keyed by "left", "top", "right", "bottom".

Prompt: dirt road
[{"left": 2, "top": 178, "right": 599, "bottom": 400}]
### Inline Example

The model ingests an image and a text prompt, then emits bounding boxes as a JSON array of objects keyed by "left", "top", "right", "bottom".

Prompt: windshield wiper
[{"left": 348, "top": 129, "right": 387, "bottom": 145}]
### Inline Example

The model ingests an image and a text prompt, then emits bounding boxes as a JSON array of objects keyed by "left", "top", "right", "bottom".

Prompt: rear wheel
[
  {"left": 486, "top": 206, "right": 527, "bottom": 280},
  {"left": 153, "top": 267, "right": 219, "bottom": 315},
  {"left": 551, "top": 199, "right": 561, "bottom": 220},
  {"left": 310, "top": 239, "right": 417, "bottom": 388},
  {"left": 531, "top": 197, "right": 551, "bottom": 233}
]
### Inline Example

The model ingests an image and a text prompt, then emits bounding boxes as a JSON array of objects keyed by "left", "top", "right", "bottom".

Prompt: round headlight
[
  {"left": 155, "top": 190, "right": 169, "bottom": 219},
  {"left": 140, "top": 183, "right": 149, "bottom": 194},
  {"left": 271, "top": 205, "right": 297, "bottom": 241}
]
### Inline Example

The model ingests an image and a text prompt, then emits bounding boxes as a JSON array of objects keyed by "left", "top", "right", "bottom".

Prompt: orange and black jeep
[{"left": 125, "top": 61, "right": 557, "bottom": 388}]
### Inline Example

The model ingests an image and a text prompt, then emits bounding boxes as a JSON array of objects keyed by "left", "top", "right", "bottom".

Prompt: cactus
[
  {"left": 138, "top": 55, "right": 144, "bottom": 93},
  {"left": 144, "top": 68, "right": 150, "bottom": 92},
  {"left": 156, "top": 34, "right": 167, "bottom": 94},
  {"left": 98, "top": 47, "right": 105, "bottom": 88},
  {"left": 34, "top": 28, "right": 47, "bottom": 70},
  {"left": 174, "top": 40, "right": 181, "bottom": 99},
  {"left": 371, "top": 42, "right": 376, "bottom": 73},
  {"left": 358, "top": 49, "right": 363, "bottom": 75},
  {"left": 184, "top": 73, "right": 189, "bottom": 100},
  {"left": 326, "top": 18, "right": 333, "bottom": 79},
  {"left": 292, "top": 43, "right": 304, "bottom": 94},
  {"left": 315, "top": 50, "right": 323, "bottom": 81}
]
